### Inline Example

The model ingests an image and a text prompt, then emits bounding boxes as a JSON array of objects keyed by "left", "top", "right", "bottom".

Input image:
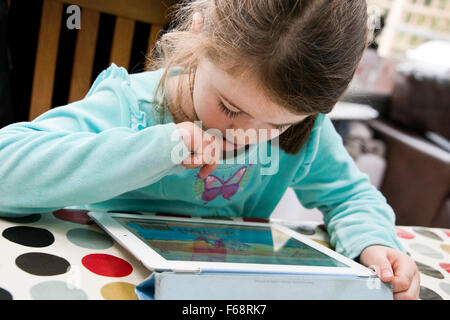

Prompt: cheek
[
  {"left": 267, "top": 128, "right": 286, "bottom": 140},
  {"left": 228, "top": 126, "right": 278, "bottom": 145},
  {"left": 244, "top": 128, "right": 284, "bottom": 145},
  {"left": 224, "top": 122, "right": 287, "bottom": 145},
  {"left": 254, "top": 128, "right": 282, "bottom": 144}
]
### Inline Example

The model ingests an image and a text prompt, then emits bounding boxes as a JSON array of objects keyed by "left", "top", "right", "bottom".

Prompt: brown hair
[{"left": 147, "top": 0, "right": 369, "bottom": 154}]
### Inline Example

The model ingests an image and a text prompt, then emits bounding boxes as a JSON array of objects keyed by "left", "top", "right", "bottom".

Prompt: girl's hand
[
  {"left": 359, "top": 245, "right": 420, "bottom": 300},
  {"left": 176, "top": 121, "right": 222, "bottom": 179}
]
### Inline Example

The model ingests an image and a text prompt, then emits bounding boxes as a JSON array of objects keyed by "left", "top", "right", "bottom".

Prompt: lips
[
  {"left": 222, "top": 137, "right": 237, "bottom": 150},
  {"left": 222, "top": 137, "right": 245, "bottom": 151},
  {"left": 204, "top": 128, "right": 245, "bottom": 151}
]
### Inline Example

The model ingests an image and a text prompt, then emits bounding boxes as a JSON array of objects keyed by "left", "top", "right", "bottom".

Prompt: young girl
[{"left": 0, "top": 0, "right": 419, "bottom": 299}]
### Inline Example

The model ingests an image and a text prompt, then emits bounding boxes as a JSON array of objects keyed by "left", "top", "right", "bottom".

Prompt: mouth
[
  {"left": 200, "top": 124, "right": 246, "bottom": 151},
  {"left": 222, "top": 137, "right": 245, "bottom": 151}
]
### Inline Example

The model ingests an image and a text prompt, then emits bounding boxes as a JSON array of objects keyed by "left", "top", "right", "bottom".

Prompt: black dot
[
  {"left": 15, "top": 252, "right": 70, "bottom": 276},
  {"left": 2, "top": 226, "right": 54, "bottom": 248},
  {"left": 0, "top": 214, "right": 41, "bottom": 224},
  {"left": 415, "top": 260, "right": 445, "bottom": 280},
  {"left": 419, "top": 286, "right": 443, "bottom": 300},
  {"left": 0, "top": 287, "right": 13, "bottom": 300}
]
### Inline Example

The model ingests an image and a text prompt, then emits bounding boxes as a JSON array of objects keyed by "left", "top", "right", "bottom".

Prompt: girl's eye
[
  {"left": 218, "top": 100, "right": 240, "bottom": 119},
  {"left": 219, "top": 99, "right": 290, "bottom": 131}
]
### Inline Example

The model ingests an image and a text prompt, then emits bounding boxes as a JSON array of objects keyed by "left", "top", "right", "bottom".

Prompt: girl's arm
[
  {"left": 0, "top": 64, "right": 188, "bottom": 216},
  {"left": 290, "top": 115, "right": 405, "bottom": 260}
]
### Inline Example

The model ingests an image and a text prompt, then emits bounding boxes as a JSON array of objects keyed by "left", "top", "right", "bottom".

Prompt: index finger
[
  {"left": 389, "top": 252, "right": 417, "bottom": 293},
  {"left": 199, "top": 162, "right": 218, "bottom": 179},
  {"left": 203, "top": 135, "right": 222, "bottom": 164}
]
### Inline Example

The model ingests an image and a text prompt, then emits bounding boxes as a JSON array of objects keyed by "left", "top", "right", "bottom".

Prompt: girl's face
[{"left": 190, "top": 57, "right": 310, "bottom": 150}]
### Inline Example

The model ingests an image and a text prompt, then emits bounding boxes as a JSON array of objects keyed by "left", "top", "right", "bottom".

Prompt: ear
[{"left": 191, "top": 12, "right": 204, "bottom": 34}]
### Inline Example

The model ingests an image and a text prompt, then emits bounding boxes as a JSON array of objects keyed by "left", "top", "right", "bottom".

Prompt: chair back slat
[
  {"left": 68, "top": 8, "right": 100, "bottom": 103},
  {"left": 55, "top": 0, "right": 175, "bottom": 25},
  {"left": 148, "top": 24, "right": 163, "bottom": 53},
  {"left": 109, "top": 17, "right": 135, "bottom": 69},
  {"left": 145, "top": 24, "right": 163, "bottom": 69},
  {"left": 29, "top": 0, "right": 63, "bottom": 121},
  {"left": 27, "top": 0, "right": 176, "bottom": 121}
]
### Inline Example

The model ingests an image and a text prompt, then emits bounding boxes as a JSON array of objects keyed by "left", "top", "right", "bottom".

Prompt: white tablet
[{"left": 88, "top": 211, "right": 376, "bottom": 278}]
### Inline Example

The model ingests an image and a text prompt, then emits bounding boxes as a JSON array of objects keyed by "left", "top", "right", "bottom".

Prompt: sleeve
[
  {"left": 290, "top": 115, "right": 406, "bottom": 260},
  {"left": 0, "top": 64, "right": 189, "bottom": 216}
]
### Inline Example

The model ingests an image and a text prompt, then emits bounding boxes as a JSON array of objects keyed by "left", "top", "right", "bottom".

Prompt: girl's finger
[
  {"left": 181, "top": 162, "right": 202, "bottom": 169},
  {"left": 199, "top": 162, "right": 218, "bottom": 179},
  {"left": 394, "top": 270, "right": 420, "bottom": 300},
  {"left": 389, "top": 252, "right": 417, "bottom": 293},
  {"left": 202, "top": 137, "right": 221, "bottom": 164},
  {"left": 181, "top": 153, "right": 204, "bottom": 168},
  {"left": 365, "top": 253, "right": 394, "bottom": 283},
  {"left": 378, "top": 262, "right": 395, "bottom": 283}
]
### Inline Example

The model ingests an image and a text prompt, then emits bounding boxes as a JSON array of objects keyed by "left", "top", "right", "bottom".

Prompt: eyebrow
[{"left": 220, "top": 94, "right": 306, "bottom": 127}]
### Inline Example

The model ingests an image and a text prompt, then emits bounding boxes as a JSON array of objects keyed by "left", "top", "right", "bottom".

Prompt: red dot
[
  {"left": 443, "top": 230, "right": 450, "bottom": 238},
  {"left": 396, "top": 228, "right": 415, "bottom": 239},
  {"left": 439, "top": 263, "right": 450, "bottom": 274},
  {"left": 243, "top": 217, "right": 269, "bottom": 223},
  {"left": 82, "top": 254, "right": 133, "bottom": 277},
  {"left": 53, "top": 209, "right": 94, "bottom": 225}
]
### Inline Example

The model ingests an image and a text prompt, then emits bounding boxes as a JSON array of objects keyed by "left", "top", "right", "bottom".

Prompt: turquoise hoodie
[{"left": 0, "top": 63, "right": 405, "bottom": 259}]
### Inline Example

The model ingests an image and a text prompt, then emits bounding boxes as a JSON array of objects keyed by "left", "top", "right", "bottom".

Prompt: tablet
[{"left": 88, "top": 211, "right": 376, "bottom": 277}]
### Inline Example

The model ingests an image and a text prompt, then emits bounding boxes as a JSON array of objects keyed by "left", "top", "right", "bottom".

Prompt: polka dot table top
[
  {"left": 0, "top": 210, "right": 150, "bottom": 300},
  {"left": 0, "top": 209, "right": 448, "bottom": 300}
]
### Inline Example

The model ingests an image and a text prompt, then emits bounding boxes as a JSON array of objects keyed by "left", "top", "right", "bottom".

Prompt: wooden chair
[{"left": 27, "top": 0, "right": 177, "bottom": 121}]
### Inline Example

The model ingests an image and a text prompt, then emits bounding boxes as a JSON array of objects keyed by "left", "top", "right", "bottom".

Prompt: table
[{"left": 0, "top": 209, "right": 448, "bottom": 300}]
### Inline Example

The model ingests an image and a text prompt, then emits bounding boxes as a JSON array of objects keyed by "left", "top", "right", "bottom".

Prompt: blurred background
[
  {"left": 0, "top": 0, "right": 449, "bottom": 228},
  {"left": 274, "top": 0, "right": 450, "bottom": 228}
]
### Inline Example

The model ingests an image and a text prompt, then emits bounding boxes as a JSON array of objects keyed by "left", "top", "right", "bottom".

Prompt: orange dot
[
  {"left": 101, "top": 282, "right": 138, "bottom": 300},
  {"left": 441, "top": 244, "right": 450, "bottom": 255}
]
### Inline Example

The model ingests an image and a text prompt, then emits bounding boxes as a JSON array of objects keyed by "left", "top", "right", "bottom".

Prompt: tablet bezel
[{"left": 88, "top": 211, "right": 375, "bottom": 277}]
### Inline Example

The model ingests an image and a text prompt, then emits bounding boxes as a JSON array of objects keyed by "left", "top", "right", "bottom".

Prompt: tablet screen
[{"left": 115, "top": 217, "right": 349, "bottom": 268}]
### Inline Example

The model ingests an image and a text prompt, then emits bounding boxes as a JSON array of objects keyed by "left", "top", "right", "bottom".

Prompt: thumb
[
  {"left": 372, "top": 259, "right": 394, "bottom": 283},
  {"left": 360, "top": 246, "right": 395, "bottom": 283}
]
